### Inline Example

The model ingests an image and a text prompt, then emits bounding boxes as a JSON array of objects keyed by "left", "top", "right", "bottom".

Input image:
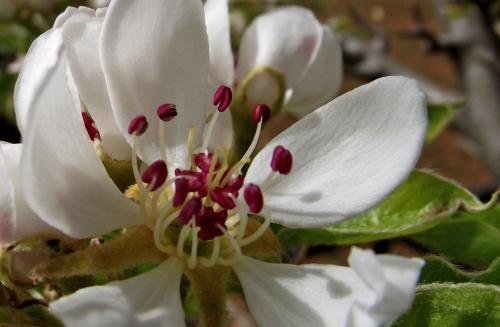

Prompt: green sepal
[
  {"left": 278, "top": 170, "right": 487, "bottom": 247},
  {"left": 391, "top": 283, "right": 500, "bottom": 327}
]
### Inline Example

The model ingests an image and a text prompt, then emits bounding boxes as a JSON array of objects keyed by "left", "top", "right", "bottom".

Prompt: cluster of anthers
[{"left": 91, "top": 85, "right": 293, "bottom": 269}]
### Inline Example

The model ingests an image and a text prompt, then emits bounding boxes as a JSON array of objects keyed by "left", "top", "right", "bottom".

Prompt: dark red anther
[
  {"left": 157, "top": 103, "right": 178, "bottom": 122},
  {"left": 244, "top": 184, "right": 264, "bottom": 214},
  {"left": 252, "top": 104, "right": 271, "bottom": 123},
  {"left": 82, "top": 112, "right": 100, "bottom": 141},
  {"left": 141, "top": 160, "right": 168, "bottom": 192},
  {"left": 212, "top": 85, "right": 232, "bottom": 112},
  {"left": 82, "top": 112, "right": 94, "bottom": 128},
  {"left": 227, "top": 174, "right": 244, "bottom": 190},
  {"left": 179, "top": 197, "right": 202, "bottom": 225},
  {"left": 173, "top": 178, "right": 189, "bottom": 207},
  {"left": 210, "top": 187, "right": 237, "bottom": 210},
  {"left": 271, "top": 145, "right": 293, "bottom": 175},
  {"left": 175, "top": 169, "right": 207, "bottom": 191},
  {"left": 128, "top": 115, "right": 148, "bottom": 136},
  {"left": 196, "top": 207, "right": 227, "bottom": 241},
  {"left": 193, "top": 153, "right": 221, "bottom": 173}
]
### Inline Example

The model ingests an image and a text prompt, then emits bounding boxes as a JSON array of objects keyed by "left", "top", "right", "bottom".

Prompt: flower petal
[
  {"left": 63, "top": 11, "right": 131, "bottom": 160},
  {"left": 100, "top": 0, "right": 210, "bottom": 167},
  {"left": 21, "top": 53, "right": 141, "bottom": 239},
  {"left": 0, "top": 143, "right": 62, "bottom": 244},
  {"left": 51, "top": 258, "right": 185, "bottom": 327},
  {"left": 14, "top": 29, "right": 63, "bottom": 133},
  {"left": 286, "top": 26, "right": 343, "bottom": 118},
  {"left": 0, "top": 145, "right": 15, "bottom": 245},
  {"left": 232, "top": 248, "right": 423, "bottom": 327},
  {"left": 205, "top": 0, "right": 234, "bottom": 86},
  {"left": 236, "top": 6, "right": 322, "bottom": 90},
  {"left": 246, "top": 76, "right": 427, "bottom": 227}
]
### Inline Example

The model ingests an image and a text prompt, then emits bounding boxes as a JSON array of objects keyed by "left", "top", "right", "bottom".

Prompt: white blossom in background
[
  {"left": 206, "top": 0, "right": 343, "bottom": 118},
  {"left": 15, "top": 0, "right": 427, "bottom": 326}
]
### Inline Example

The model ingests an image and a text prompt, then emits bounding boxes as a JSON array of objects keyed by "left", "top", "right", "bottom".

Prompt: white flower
[
  {"left": 17, "top": 0, "right": 427, "bottom": 326},
  {"left": 0, "top": 143, "right": 60, "bottom": 245},
  {"left": 206, "top": 0, "right": 342, "bottom": 118}
]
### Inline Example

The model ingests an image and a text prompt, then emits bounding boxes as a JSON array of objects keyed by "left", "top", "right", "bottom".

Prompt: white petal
[
  {"left": 205, "top": 0, "right": 234, "bottom": 86},
  {"left": 236, "top": 6, "right": 322, "bottom": 90},
  {"left": 53, "top": 6, "right": 95, "bottom": 28},
  {"left": 100, "top": 0, "right": 210, "bottom": 167},
  {"left": 14, "top": 29, "right": 63, "bottom": 133},
  {"left": 246, "top": 77, "right": 427, "bottom": 227},
  {"left": 0, "top": 143, "right": 62, "bottom": 244},
  {"left": 21, "top": 53, "right": 141, "bottom": 239},
  {"left": 233, "top": 249, "right": 423, "bottom": 327},
  {"left": 0, "top": 145, "right": 15, "bottom": 245},
  {"left": 286, "top": 27, "right": 343, "bottom": 118},
  {"left": 63, "top": 12, "right": 131, "bottom": 160},
  {"left": 51, "top": 258, "right": 186, "bottom": 327}
]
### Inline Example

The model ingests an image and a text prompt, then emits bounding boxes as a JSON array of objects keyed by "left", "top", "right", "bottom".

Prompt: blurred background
[{"left": 1, "top": 1, "right": 498, "bottom": 325}]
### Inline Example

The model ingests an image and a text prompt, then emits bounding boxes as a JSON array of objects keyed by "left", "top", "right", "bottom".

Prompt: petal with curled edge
[
  {"left": 63, "top": 11, "right": 131, "bottom": 160},
  {"left": 286, "top": 26, "right": 343, "bottom": 118},
  {"left": 236, "top": 6, "right": 322, "bottom": 90},
  {"left": 21, "top": 53, "right": 140, "bottom": 239},
  {"left": 51, "top": 258, "right": 185, "bottom": 327},
  {"left": 233, "top": 248, "right": 423, "bottom": 327},
  {"left": 100, "top": 0, "right": 209, "bottom": 168},
  {"left": 246, "top": 77, "right": 427, "bottom": 227}
]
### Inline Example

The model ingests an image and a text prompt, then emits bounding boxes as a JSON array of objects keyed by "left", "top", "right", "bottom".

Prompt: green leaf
[
  {"left": 411, "top": 211, "right": 500, "bottom": 269},
  {"left": 391, "top": 283, "right": 500, "bottom": 327},
  {"left": 425, "top": 103, "right": 460, "bottom": 145},
  {"left": 419, "top": 256, "right": 500, "bottom": 285},
  {"left": 278, "top": 170, "right": 483, "bottom": 247}
]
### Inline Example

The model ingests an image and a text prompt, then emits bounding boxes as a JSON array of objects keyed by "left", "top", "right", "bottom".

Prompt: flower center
[{"left": 123, "top": 86, "right": 289, "bottom": 269}]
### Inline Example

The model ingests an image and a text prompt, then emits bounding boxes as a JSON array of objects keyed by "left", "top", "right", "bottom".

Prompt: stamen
[
  {"left": 82, "top": 112, "right": 100, "bottom": 141},
  {"left": 252, "top": 104, "right": 271, "bottom": 123},
  {"left": 173, "top": 178, "right": 189, "bottom": 207},
  {"left": 176, "top": 225, "right": 191, "bottom": 258},
  {"left": 153, "top": 210, "right": 177, "bottom": 253},
  {"left": 202, "top": 237, "right": 220, "bottom": 267},
  {"left": 188, "top": 221, "right": 199, "bottom": 269},
  {"left": 210, "top": 187, "right": 237, "bottom": 210},
  {"left": 128, "top": 115, "right": 148, "bottom": 136},
  {"left": 220, "top": 225, "right": 242, "bottom": 257},
  {"left": 179, "top": 197, "right": 202, "bottom": 225},
  {"left": 244, "top": 184, "right": 264, "bottom": 214},
  {"left": 240, "top": 106, "right": 268, "bottom": 160},
  {"left": 142, "top": 160, "right": 168, "bottom": 192},
  {"left": 239, "top": 212, "right": 272, "bottom": 246},
  {"left": 271, "top": 145, "right": 293, "bottom": 175},
  {"left": 212, "top": 85, "right": 233, "bottom": 112},
  {"left": 157, "top": 103, "right": 178, "bottom": 122},
  {"left": 234, "top": 198, "right": 249, "bottom": 240},
  {"left": 187, "top": 125, "right": 196, "bottom": 168}
]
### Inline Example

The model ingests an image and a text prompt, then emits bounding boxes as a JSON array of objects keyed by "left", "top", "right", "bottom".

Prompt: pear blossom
[
  {"left": 205, "top": 0, "right": 343, "bottom": 117},
  {"left": 17, "top": 1, "right": 427, "bottom": 326}
]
